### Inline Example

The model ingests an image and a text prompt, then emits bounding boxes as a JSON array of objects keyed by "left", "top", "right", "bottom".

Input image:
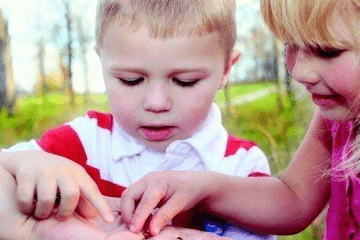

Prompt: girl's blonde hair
[
  {"left": 95, "top": 0, "right": 237, "bottom": 62},
  {"left": 260, "top": 0, "right": 360, "bottom": 50},
  {"left": 261, "top": 0, "right": 360, "bottom": 177}
]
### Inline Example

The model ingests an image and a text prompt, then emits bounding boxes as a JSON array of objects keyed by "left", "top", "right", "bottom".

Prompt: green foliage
[
  {"left": 220, "top": 92, "right": 314, "bottom": 173},
  {"left": 0, "top": 94, "right": 110, "bottom": 148}
]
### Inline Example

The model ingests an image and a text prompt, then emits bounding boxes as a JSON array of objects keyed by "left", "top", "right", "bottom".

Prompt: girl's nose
[
  {"left": 289, "top": 49, "right": 320, "bottom": 86},
  {"left": 143, "top": 82, "right": 172, "bottom": 112}
]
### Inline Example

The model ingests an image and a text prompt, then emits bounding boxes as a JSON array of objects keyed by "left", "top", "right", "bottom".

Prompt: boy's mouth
[{"left": 140, "top": 126, "right": 175, "bottom": 141}]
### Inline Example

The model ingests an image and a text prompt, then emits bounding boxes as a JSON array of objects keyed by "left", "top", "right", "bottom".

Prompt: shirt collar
[
  {"left": 111, "top": 103, "right": 228, "bottom": 168},
  {"left": 112, "top": 123, "right": 146, "bottom": 160}
]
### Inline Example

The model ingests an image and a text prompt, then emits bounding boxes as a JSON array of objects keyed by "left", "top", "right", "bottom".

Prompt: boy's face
[{"left": 97, "top": 23, "right": 239, "bottom": 152}]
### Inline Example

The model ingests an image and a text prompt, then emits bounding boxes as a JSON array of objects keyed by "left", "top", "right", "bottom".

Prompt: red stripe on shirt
[
  {"left": 248, "top": 172, "right": 270, "bottom": 177},
  {"left": 37, "top": 125, "right": 125, "bottom": 197},
  {"left": 87, "top": 111, "right": 113, "bottom": 132},
  {"left": 225, "top": 135, "right": 256, "bottom": 157}
]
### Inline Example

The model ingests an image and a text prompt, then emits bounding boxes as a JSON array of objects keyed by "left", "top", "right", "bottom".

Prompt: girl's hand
[
  {"left": 0, "top": 150, "right": 114, "bottom": 223},
  {"left": 120, "top": 170, "right": 215, "bottom": 236}
]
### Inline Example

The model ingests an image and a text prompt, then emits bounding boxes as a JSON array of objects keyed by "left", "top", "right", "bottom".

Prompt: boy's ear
[{"left": 220, "top": 50, "right": 241, "bottom": 89}]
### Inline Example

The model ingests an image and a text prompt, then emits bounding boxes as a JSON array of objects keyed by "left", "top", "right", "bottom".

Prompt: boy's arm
[{"left": 121, "top": 110, "right": 332, "bottom": 236}]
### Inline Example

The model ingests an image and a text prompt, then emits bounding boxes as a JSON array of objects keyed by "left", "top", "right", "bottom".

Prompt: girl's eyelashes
[
  {"left": 284, "top": 42, "right": 346, "bottom": 59},
  {"left": 308, "top": 45, "right": 346, "bottom": 59},
  {"left": 172, "top": 78, "right": 200, "bottom": 87},
  {"left": 118, "top": 77, "right": 145, "bottom": 86}
]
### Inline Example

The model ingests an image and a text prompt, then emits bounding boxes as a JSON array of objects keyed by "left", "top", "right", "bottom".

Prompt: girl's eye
[
  {"left": 172, "top": 78, "right": 199, "bottom": 87},
  {"left": 118, "top": 77, "right": 144, "bottom": 86},
  {"left": 308, "top": 45, "right": 346, "bottom": 59}
]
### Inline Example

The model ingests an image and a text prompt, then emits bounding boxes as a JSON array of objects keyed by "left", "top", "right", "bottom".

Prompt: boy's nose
[
  {"left": 143, "top": 82, "right": 172, "bottom": 112},
  {"left": 290, "top": 50, "right": 320, "bottom": 86}
]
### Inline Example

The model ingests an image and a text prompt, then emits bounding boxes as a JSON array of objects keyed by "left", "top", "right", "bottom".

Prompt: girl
[{"left": 120, "top": 0, "right": 360, "bottom": 239}]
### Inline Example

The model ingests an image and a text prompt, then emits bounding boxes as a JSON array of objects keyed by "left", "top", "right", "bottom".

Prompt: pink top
[{"left": 325, "top": 120, "right": 360, "bottom": 239}]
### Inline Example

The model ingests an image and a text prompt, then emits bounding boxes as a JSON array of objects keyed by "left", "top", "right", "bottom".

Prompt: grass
[{"left": 0, "top": 83, "right": 322, "bottom": 239}]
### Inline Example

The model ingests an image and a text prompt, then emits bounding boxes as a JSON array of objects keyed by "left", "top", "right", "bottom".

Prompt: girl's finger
[
  {"left": 56, "top": 176, "right": 80, "bottom": 220},
  {"left": 149, "top": 194, "right": 186, "bottom": 236},
  {"left": 129, "top": 187, "right": 167, "bottom": 233},
  {"left": 120, "top": 184, "right": 147, "bottom": 226},
  {"left": 16, "top": 174, "right": 36, "bottom": 214},
  {"left": 79, "top": 175, "right": 114, "bottom": 223},
  {"left": 34, "top": 179, "right": 57, "bottom": 219}
]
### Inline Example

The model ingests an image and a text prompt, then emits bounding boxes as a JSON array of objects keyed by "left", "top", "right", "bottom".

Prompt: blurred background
[{"left": 0, "top": 0, "right": 321, "bottom": 239}]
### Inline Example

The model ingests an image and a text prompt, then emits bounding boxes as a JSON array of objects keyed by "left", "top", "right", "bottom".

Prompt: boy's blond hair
[
  {"left": 260, "top": 0, "right": 360, "bottom": 50},
  {"left": 96, "top": 0, "right": 236, "bottom": 62}
]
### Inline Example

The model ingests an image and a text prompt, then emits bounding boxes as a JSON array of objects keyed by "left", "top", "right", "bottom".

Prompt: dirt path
[{"left": 217, "top": 87, "right": 275, "bottom": 108}]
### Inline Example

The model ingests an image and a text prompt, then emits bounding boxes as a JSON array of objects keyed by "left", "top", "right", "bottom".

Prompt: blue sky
[{"left": 0, "top": 0, "right": 267, "bottom": 94}]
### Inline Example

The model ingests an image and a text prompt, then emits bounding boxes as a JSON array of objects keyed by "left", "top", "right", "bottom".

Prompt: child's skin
[
  {"left": 119, "top": 4, "right": 360, "bottom": 237},
  {"left": 0, "top": 9, "right": 240, "bottom": 239},
  {"left": 0, "top": 163, "right": 230, "bottom": 240}
]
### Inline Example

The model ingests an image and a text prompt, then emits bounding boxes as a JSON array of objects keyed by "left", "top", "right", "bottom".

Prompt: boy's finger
[
  {"left": 129, "top": 189, "right": 165, "bottom": 233},
  {"left": 56, "top": 177, "right": 80, "bottom": 219},
  {"left": 34, "top": 180, "right": 57, "bottom": 219},
  {"left": 16, "top": 176, "right": 36, "bottom": 214},
  {"left": 79, "top": 177, "right": 114, "bottom": 223},
  {"left": 149, "top": 195, "right": 185, "bottom": 236}
]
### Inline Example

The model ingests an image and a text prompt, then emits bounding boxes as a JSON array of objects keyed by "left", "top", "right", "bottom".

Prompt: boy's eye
[
  {"left": 172, "top": 78, "right": 199, "bottom": 87},
  {"left": 308, "top": 45, "right": 346, "bottom": 59},
  {"left": 118, "top": 77, "right": 144, "bottom": 86}
]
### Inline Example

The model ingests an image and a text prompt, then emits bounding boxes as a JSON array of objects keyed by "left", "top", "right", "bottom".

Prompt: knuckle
[
  {"left": 157, "top": 212, "right": 171, "bottom": 224},
  {"left": 61, "top": 189, "right": 80, "bottom": 202},
  {"left": 38, "top": 197, "right": 54, "bottom": 206},
  {"left": 148, "top": 189, "right": 165, "bottom": 201}
]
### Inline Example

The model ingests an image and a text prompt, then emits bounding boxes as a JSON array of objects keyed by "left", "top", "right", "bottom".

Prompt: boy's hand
[
  {"left": 120, "top": 170, "right": 214, "bottom": 236},
  {"left": 0, "top": 150, "right": 114, "bottom": 223}
]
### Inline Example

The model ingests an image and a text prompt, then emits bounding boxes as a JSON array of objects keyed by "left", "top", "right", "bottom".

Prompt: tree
[
  {"left": 36, "top": 36, "right": 48, "bottom": 96},
  {"left": 64, "top": 0, "right": 75, "bottom": 105},
  {"left": 0, "top": 9, "right": 15, "bottom": 113},
  {"left": 76, "top": 16, "right": 91, "bottom": 103}
]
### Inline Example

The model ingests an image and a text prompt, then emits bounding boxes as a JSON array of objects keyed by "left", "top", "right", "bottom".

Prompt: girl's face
[{"left": 285, "top": 19, "right": 360, "bottom": 121}]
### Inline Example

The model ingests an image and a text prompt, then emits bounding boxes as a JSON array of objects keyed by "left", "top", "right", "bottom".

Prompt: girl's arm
[
  {"left": 121, "top": 110, "right": 332, "bottom": 236},
  {"left": 203, "top": 109, "right": 332, "bottom": 234}
]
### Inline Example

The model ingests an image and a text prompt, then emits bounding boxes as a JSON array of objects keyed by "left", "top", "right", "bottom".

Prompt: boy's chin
[{"left": 143, "top": 141, "right": 169, "bottom": 153}]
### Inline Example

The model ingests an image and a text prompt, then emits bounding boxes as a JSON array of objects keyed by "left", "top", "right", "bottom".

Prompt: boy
[{"left": 0, "top": 0, "right": 272, "bottom": 239}]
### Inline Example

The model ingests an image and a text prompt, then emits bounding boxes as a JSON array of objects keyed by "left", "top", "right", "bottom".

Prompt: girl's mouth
[
  {"left": 311, "top": 94, "right": 345, "bottom": 107},
  {"left": 140, "top": 126, "right": 175, "bottom": 141}
]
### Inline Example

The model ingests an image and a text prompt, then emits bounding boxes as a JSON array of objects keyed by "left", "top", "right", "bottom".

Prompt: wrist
[{"left": 198, "top": 171, "right": 226, "bottom": 211}]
